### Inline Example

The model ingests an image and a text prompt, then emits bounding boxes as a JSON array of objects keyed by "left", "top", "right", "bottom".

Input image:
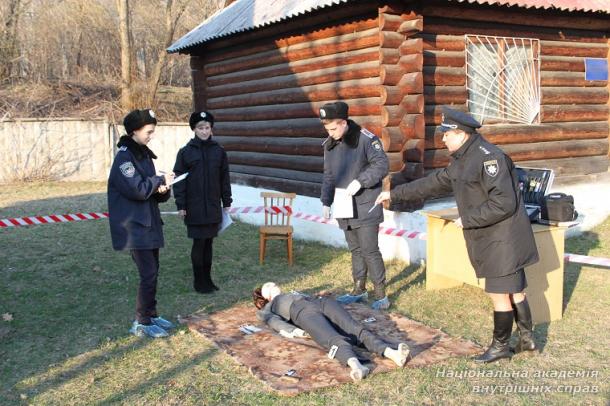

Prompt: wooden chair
[{"left": 259, "top": 192, "right": 296, "bottom": 266}]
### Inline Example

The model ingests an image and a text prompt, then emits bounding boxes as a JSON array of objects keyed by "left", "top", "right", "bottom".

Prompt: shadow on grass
[
  {"left": 564, "top": 231, "right": 602, "bottom": 312},
  {"left": 0, "top": 192, "right": 348, "bottom": 402}
]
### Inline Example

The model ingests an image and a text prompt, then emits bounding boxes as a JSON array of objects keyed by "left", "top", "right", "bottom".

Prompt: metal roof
[{"left": 168, "top": 0, "right": 610, "bottom": 53}]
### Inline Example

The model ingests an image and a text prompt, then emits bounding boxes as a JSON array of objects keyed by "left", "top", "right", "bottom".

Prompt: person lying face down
[{"left": 252, "top": 282, "right": 410, "bottom": 382}]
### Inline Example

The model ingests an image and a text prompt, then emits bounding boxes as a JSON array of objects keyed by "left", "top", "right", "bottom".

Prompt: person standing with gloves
[
  {"left": 173, "top": 111, "right": 232, "bottom": 294},
  {"left": 319, "top": 101, "right": 391, "bottom": 310},
  {"left": 108, "top": 109, "right": 176, "bottom": 338},
  {"left": 375, "top": 106, "right": 539, "bottom": 362}
]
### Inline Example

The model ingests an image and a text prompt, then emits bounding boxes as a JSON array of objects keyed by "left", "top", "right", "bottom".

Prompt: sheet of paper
[
  {"left": 168, "top": 172, "right": 188, "bottom": 186},
  {"left": 332, "top": 188, "right": 354, "bottom": 219},
  {"left": 218, "top": 209, "right": 233, "bottom": 235}
]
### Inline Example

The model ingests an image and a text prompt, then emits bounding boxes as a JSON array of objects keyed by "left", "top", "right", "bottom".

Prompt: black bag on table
[{"left": 541, "top": 193, "right": 577, "bottom": 222}]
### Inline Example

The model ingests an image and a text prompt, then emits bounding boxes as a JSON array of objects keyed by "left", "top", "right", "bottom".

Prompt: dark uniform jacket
[
  {"left": 107, "top": 136, "right": 169, "bottom": 251},
  {"left": 173, "top": 137, "right": 232, "bottom": 226},
  {"left": 321, "top": 120, "right": 389, "bottom": 230},
  {"left": 390, "top": 132, "right": 539, "bottom": 278}
]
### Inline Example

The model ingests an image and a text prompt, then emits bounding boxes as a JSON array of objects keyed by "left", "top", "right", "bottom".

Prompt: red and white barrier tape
[{"left": 1, "top": 207, "right": 608, "bottom": 268}]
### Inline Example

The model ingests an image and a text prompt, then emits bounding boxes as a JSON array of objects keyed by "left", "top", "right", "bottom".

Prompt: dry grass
[{"left": 0, "top": 182, "right": 608, "bottom": 405}]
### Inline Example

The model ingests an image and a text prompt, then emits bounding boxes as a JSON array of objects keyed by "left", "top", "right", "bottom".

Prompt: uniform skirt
[
  {"left": 484, "top": 268, "right": 527, "bottom": 293},
  {"left": 187, "top": 223, "right": 219, "bottom": 239}
]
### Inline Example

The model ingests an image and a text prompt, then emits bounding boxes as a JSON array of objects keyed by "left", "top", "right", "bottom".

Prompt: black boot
[
  {"left": 193, "top": 266, "right": 214, "bottom": 294},
  {"left": 350, "top": 279, "right": 367, "bottom": 296},
  {"left": 205, "top": 268, "right": 219, "bottom": 291},
  {"left": 474, "top": 310, "right": 514, "bottom": 363},
  {"left": 512, "top": 299, "right": 536, "bottom": 353}
]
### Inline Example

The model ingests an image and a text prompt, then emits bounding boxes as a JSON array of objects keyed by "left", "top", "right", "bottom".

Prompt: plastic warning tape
[{"left": 2, "top": 207, "right": 608, "bottom": 268}]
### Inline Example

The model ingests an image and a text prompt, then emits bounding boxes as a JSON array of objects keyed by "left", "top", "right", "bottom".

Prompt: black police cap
[
  {"left": 439, "top": 106, "right": 481, "bottom": 133},
  {"left": 123, "top": 109, "right": 157, "bottom": 134},
  {"left": 189, "top": 111, "right": 214, "bottom": 130},
  {"left": 319, "top": 101, "right": 349, "bottom": 120}
]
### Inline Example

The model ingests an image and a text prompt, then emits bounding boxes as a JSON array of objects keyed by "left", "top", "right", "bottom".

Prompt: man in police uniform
[
  {"left": 319, "top": 101, "right": 391, "bottom": 310},
  {"left": 108, "top": 109, "right": 175, "bottom": 338},
  {"left": 376, "top": 106, "right": 539, "bottom": 362}
]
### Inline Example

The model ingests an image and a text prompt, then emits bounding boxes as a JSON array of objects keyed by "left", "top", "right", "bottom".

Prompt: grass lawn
[{"left": 1, "top": 182, "right": 608, "bottom": 405}]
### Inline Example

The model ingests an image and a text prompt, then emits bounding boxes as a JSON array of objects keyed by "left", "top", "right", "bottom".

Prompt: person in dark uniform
[
  {"left": 173, "top": 111, "right": 232, "bottom": 293},
  {"left": 253, "top": 282, "right": 410, "bottom": 382},
  {"left": 319, "top": 102, "right": 391, "bottom": 310},
  {"left": 375, "top": 106, "right": 539, "bottom": 363},
  {"left": 108, "top": 109, "right": 176, "bottom": 338}
]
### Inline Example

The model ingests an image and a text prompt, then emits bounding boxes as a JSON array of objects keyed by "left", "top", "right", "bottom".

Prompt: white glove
[
  {"left": 346, "top": 180, "right": 362, "bottom": 196},
  {"left": 323, "top": 205, "right": 331, "bottom": 219},
  {"left": 279, "top": 328, "right": 309, "bottom": 339}
]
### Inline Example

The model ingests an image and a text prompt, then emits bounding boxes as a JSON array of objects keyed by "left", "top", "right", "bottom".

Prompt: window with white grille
[{"left": 465, "top": 35, "right": 540, "bottom": 124}]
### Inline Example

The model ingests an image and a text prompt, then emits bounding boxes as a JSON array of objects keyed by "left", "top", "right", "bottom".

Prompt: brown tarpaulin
[{"left": 183, "top": 302, "right": 481, "bottom": 396}]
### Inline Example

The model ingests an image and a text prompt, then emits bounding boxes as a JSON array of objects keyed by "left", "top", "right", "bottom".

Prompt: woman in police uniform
[
  {"left": 108, "top": 109, "right": 175, "bottom": 338},
  {"left": 375, "top": 106, "right": 539, "bottom": 363}
]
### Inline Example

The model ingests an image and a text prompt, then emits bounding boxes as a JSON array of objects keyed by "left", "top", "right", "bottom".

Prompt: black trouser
[
  {"left": 191, "top": 238, "right": 213, "bottom": 288},
  {"left": 291, "top": 297, "right": 391, "bottom": 365},
  {"left": 130, "top": 249, "right": 159, "bottom": 325},
  {"left": 343, "top": 224, "right": 386, "bottom": 287}
]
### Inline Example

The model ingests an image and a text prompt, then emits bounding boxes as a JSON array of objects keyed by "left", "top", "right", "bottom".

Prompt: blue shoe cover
[
  {"left": 151, "top": 316, "right": 175, "bottom": 330},
  {"left": 371, "top": 296, "right": 390, "bottom": 310},
  {"left": 336, "top": 291, "right": 368, "bottom": 304},
  {"left": 129, "top": 321, "right": 169, "bottom": 338}
]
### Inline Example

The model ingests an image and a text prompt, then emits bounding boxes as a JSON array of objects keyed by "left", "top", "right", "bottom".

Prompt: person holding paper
[
  {"left": 319, "top": 102, "right": 391, "bottom": 310},
  {"left": 375, "top": 107, "right": 539, "bottom": 363},
  {"left": 253, "top": 282, "right": 410, "bottom": 382},
  {"left": 173, "top": 111, "right": 232, "bottom": 293},
  {"left": 107, "top": 109, "right": 175, "bottom": 338}
]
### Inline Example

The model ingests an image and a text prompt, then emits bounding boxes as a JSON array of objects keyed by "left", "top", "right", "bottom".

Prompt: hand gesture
[
  {"left": 178, "top": 210, "right": 186, "bottom": 218},
  {"left": 163, "top": 172, "right": 175, "bottom": 186},
  {"left": 375, "top": 191, "right": 391, "bottom": 206}
]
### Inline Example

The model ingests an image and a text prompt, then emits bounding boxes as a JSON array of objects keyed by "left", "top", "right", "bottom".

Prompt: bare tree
[
  {"left": 116, "top": 0, "right": 132, "bottom": 110},
  {"left": 0, "top": 0, "right": 28, "bottom": 81}
]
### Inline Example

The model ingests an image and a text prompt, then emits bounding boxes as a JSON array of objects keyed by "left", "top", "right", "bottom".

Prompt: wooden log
[
  {"left": 379, "top": 12, "right": 405, "bottom": 32},
  {"left": 541, "top": 105, "right": 609, "bottom": 123},
  {"left": 542, "top": 87, "right": 609, "bottom": 105},
  {"left": 387, "top": 151, "right": 404, "bottom": 172},
  {"left": 379, "top": 48, "right": 400, "bottom": 64},
  {"left": 540, "top": 40, "right": 608, "bottom": 58},
  {"left": 191, "top": 55, "right": 207, "bottom": 110},
  {"left": 425, "top": 139, "right": 609, "bottom": 168},
  {"left": 398, "top": 54, "right": 423, "bottom": 73},
  {"left": 205, "top": 18, "right": 379, "bottom": 63},
  {"left": 540, "top": 56, "right": 585, "bottom": 72},
  {"left": 227, "top": 151, "right": 324, "bottom": 172},
  {"left": 398, "top": 18, "right": 423, "bottom": 35},
  {"left": 423, "top": 19, "right": 608, "bottom": 44},
  {"left": 421, "top": 5, "right": 610, "bottom": 32},
  {"left": 403, "top": 139, "right": 425, "bottom": 163},
  {"left": 423, "top": 66, "right": 465, "bottom": 86},
  {"left": 208, "top": 48, "right": 379, "bottom": 87},
  {"left": 216, "top": 136, "right": 323, "bottom": 156},
  {"left": 424, "top": 85, "right": 468, "bottom": 105},
  {"left": 417, "top": 33, "right": 464, "bottom": 51},
  {"left": 381, "top": 89, "right": 424, "bottom": 110},
  {"left": 206, "top": 62, "right": 380, "bottom": 98},
  {"left": 230, "top": 172, "right": 321, "bottom": 197},
  {"left": 423, "top": 50, "right": 465, "bottom": 67},
  {"left": 381, "top": 68, "right": 423, "bottom": 89},
  {"left": 214, "top": 116, "right": 382, "bottom": 138},
  {"left": 207, "top": 78, "right": 381, "bottom": 109},
  {"left": 230, "top": 164, "right": 323, "bottom": 183},
  {"left": 425, "top": 122, "right": 609, "bottom": 149},
  {"left": 541, "top": 71, "right": 607, "bottom": 87},
  {"left": 424, "top": 104, "right": 468, "bottom": 125},
  {"left": 513, "top": 156, "right": 608, "bottom": 177},
  {"left": 380, "top": 31, "right": 405, "bottom": 48},
  {"left": 205, "top": 30, "right": 380, "bottom": 76},
  {"left": 381, "top": 97, "right": 425, "bottom": 126},
  {"left": 211, "top": 98, "right": 382, "bottom": 121},
  {"left": 399, "top": 38, "right": 423, "bottom": 55},
  {"left": 399, "top": 114, "right": 425, "bottom": 140},
  {"left": 381, "top": 127, "right": 406, "bottom": 152}
]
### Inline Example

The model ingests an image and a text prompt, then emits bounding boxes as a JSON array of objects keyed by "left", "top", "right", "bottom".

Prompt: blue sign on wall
[{"left": 585, "top": 58, "right": 608, "bottom": 81}]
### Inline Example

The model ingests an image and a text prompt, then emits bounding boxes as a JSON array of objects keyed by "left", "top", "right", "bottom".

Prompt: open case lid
[{"left": 515, "top": 167, "right": 555, "bottom": 207}]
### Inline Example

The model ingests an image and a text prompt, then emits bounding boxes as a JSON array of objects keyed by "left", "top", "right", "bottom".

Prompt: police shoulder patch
[
  {"left": 361, "top": 128, "right": 375, "bottom": 139},
  {"left": 119, "top": 161, "right": 136, "bottom": 178},
  {"left": 372, "top": 140, "right": 382, "bottom": 150},
  {"left": 478, "top": 145, "right": 490, "bottom": 155},
  {"left": 118, "top": 146, "right": 128, "bottom": 152},
  {"left": 483, "top": 159, "right": 499, "bottom": 177}
]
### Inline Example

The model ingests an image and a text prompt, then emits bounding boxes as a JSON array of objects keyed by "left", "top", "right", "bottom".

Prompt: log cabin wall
[
  {"left": 418, "top": 3, "right": 610, "bottom": 178},
  {"left": 189, "top": 5, "right": 382, "bottom": 197}
]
